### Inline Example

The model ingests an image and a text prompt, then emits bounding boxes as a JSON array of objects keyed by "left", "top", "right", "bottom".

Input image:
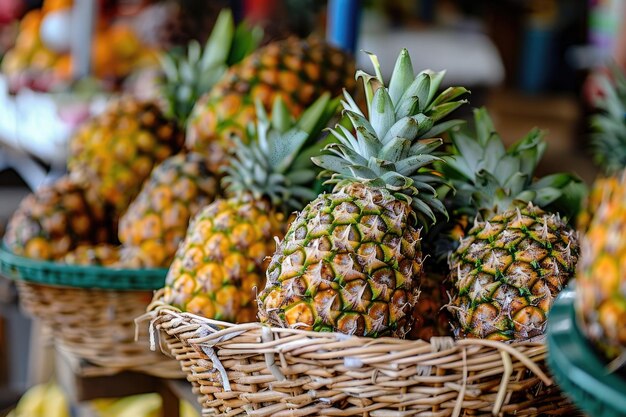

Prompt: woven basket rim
[
  {"left": 147, "top": 299, "right": 553, "bottom": 386},
  {"left": 0, "top": 243, "right": 167, "bottom": 290}
]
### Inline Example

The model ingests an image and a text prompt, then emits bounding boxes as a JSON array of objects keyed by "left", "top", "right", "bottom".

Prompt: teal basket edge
[
  {"left": 547, "top": 285, "right": 626, "bottom": 417},
  {"left": 0, "top": 243, "right": 167, "bottom": 291}
]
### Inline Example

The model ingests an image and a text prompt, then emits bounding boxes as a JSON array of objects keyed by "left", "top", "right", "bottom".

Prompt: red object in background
[
  {"left": 244, "top": 0, "right": 276, "bottom": 23},
  {"left": 0, "top": 0, "right": 25, "bottom": 24}
]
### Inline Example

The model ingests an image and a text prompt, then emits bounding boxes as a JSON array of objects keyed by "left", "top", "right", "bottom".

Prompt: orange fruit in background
[
  {"left": 109, "top": 25, "right": 141, "bottom": 59},
  {"left": 54, "top": 54, "right": 72, "bottom": 79},
  {"left": 20, "top": 9, "right": 42, "bottom": 31},
  {"left": 91, "top": 32, "right": 114, "bottom": 77},
  {"left": 42, "top": 0, "right": 73, "bottom": 13},
  {"left": 15, "top": 25, "right": 41, "bottom": 52}
]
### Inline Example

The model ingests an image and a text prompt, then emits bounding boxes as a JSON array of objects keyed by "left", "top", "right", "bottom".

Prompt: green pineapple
[
  {"left": 258, "top": 49, "right": 469, "bottom": 338},
  {"left": 444, "top": 108, "right": 584, "bottom": 341}
]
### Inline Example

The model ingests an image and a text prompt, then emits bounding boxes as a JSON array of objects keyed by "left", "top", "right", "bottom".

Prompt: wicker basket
[
  {"left": 147, "top": 298, "right": 579, "bottom": 416},
  {"left": 0, "top": 246, "right": 184, "bottom": 378}
]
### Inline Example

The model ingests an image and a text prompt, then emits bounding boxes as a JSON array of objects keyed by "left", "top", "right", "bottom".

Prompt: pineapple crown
[
  {"left": 313, "top": 49, "right": 469, "bottom": 226},
  {"left": 442, "top": 107, "right": 586, "bottom": 222},
  {"left": 590, "top": 65, "right": 626, "bottom": 175},
  {"left": 222, "top": 93, "right": 340, "bottom": 213},
  {"left": 159, "top": 9, "right": 263, "bottom": 125}
]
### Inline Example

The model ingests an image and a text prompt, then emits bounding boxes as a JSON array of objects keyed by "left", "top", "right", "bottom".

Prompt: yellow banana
[{"left": 14, "top": 383, "right": 48, "bottom": 416}]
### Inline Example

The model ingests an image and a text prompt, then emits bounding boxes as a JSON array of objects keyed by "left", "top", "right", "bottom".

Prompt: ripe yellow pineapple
[
  {"left": 63, "top": 244, "right": 121, "bottom": 266},
  {"left": 258, "top": 49, "right": 469, "bottom": 338},
  {"left": 118, "top": 152, "right": 218, "bottom": 267},
  {"left": 576, "top": 170, "right": 626, "bottom": 367},
  {"left": 185, "top": 36, "right": 356, "bottom": 174},
  {"left": 163, "top": 94, "right": 339, "bottom": 322},
  {"left": 3, "top": 176, "right": 113, "bottom": 260},
  {"left": 444, "top": 108, "right": 583, "bottom": 341},
  {"left": 68, "top": 10, "right": 260, "bottom": 221},
  {"left": 67, "top": 97, "right": 184, "bottom": 218}
]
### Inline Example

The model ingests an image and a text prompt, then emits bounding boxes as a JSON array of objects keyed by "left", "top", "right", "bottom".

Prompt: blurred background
[{"left": 0, "top": 0, "right": 623, "bottom": 412}]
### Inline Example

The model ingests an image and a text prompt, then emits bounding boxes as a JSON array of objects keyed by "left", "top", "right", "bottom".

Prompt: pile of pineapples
[
  {"left": 9, "top": 5, "right": 622, "bottom": 358},
  {"left": 158, "top": 42, "right": 586, "bottom": 344}
]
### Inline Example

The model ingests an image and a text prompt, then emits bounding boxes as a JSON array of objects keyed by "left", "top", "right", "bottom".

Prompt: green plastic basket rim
[
  {"left": 547, "top": 284, "right": 626, "bottom": 417},
  {"left": 0, "top": 243, "right": 167, "bottom": 291}
]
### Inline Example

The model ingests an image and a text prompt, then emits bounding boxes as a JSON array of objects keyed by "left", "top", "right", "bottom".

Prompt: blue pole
[{"left": 326, "top": 0, "right": 361, "bottom": 54}]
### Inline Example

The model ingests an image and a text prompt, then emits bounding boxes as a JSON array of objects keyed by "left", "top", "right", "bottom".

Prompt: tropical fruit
[
  {"left": 444, "top": 108, "right": 583, "bottom": 341},
  {"left": 68, "top": 10, "right": 260, "bottom": 222},
  {"left": 118, "top": 152, "right": 218, "bottom": 267},
  {"left": 257, "top": 49, "right": 469, "bottom": 338},
  {"left": 162, "top": 94, "right": 339, "bottom": 322},
  {"left": 115, "top": 11, "right": 262, "bottom": 267},
  {"left": 4, "top": 176, "right": 112, "bottom": 260},
  {"left": 185, "top": 36, "right": 356, "bottom": 174},
  {"left": 576, "top": 169, "right": 626, "bottom": 368},
  {"left": 67, "top": 97, "right": 184, "bottom": 218},
  {"left": 63, "top": 243, "right": 120, "bottom": 266}
]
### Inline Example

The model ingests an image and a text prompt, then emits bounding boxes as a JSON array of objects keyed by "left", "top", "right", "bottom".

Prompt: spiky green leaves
[
  {"left": 442, "top": 107, "right": 586, "bottom": 222},
  {"left": 160, "top": 9, "right": 263, "bottom": 124},
  {"left": 313, "top": 49, "right": 469, "bottom": 227},
  {"left": 222, "top": 94, "right": 339, "bottom": 214},
  {"left": 590, "top": 65, "right": 626, "bottom": 175}
]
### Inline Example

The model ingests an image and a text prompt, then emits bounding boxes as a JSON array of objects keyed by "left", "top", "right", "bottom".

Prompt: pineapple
[
  {"left": 578, "top": 67, "right": 626, "bottom": 230},
  {"left": 118, "top": 152, "right": 219, "bottom": 268},
  {"left": 257, "top": 49, "right": 469, "bottom": 338},
  {"left": 185, "top": 36, "right": 356, "bottom": 174},
  {"left": 576, "top": 170, "right": 626, "bottom": 367},
  {"left": 67, "top": 97, "right": 184, "bottom": 218},
  {"left": 163, "top": 93, "right": 340, "bottom": 322},
  {"left": 63, "top": 244, "right": 121, "bottom": 266},
  {"left": 4, "top": 176, "right": 113, "bottom": 260},
  {"left": 68, "top": 10, "right": 260, "bottom": 220},
  {"left": 444, "top": 108, "right": 582, "bottom": 341}
]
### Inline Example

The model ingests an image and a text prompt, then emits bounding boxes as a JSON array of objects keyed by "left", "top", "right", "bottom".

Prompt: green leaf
[
  {"left": 428, "top": 100, "right": 467, "bottom": 122},
  {"left": 395, "top": 154, "right": 442, "bottom": 176},
  {"left": 380, "top": 137, "right": 411, "bottom": 161},
  {"left": 426, "top": 70, "right": 446, "bottom": 104},
  {"left": 269, "top": 129, "right": 308, "bottom": 173},
  {"left": 228, "top": 22, "right": 263, "bottom": 66},
  {"left": 532, "top": 187, "right": 563, "bottom": 207},
  {"left": 312, "top": 155, "right": 356, "bottom": 175},
  {"left": 430, "top": 86, "right": 470, "bottom": 109},
  {"left": 421, "top": 119, "right": 465, "bottom": 139},
  {"left": 296, "top": 93, "right": 335, "bottom": 136},
  {"left": 382, "top": 116, "right": 419, "bottom": 145},
  {"left": 388, "top": 49, "right": 414, "bottom": 105},
  {"left": 271, "top": 96, "right": 292, "bottom": 133},
  {"left": 370, "top": 88, "right": 396, "bottom": 140},
  {"left": 201, "top": 9, "right": 235, "bottom": 68}
]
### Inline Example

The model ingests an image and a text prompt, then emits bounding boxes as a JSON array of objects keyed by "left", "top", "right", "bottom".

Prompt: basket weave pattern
[
  {"left": 148, "top": 301, "right": 578, "bottom": 416},
  {"left": 18, "top": 281, "right": 183, "bottom": 378}
]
